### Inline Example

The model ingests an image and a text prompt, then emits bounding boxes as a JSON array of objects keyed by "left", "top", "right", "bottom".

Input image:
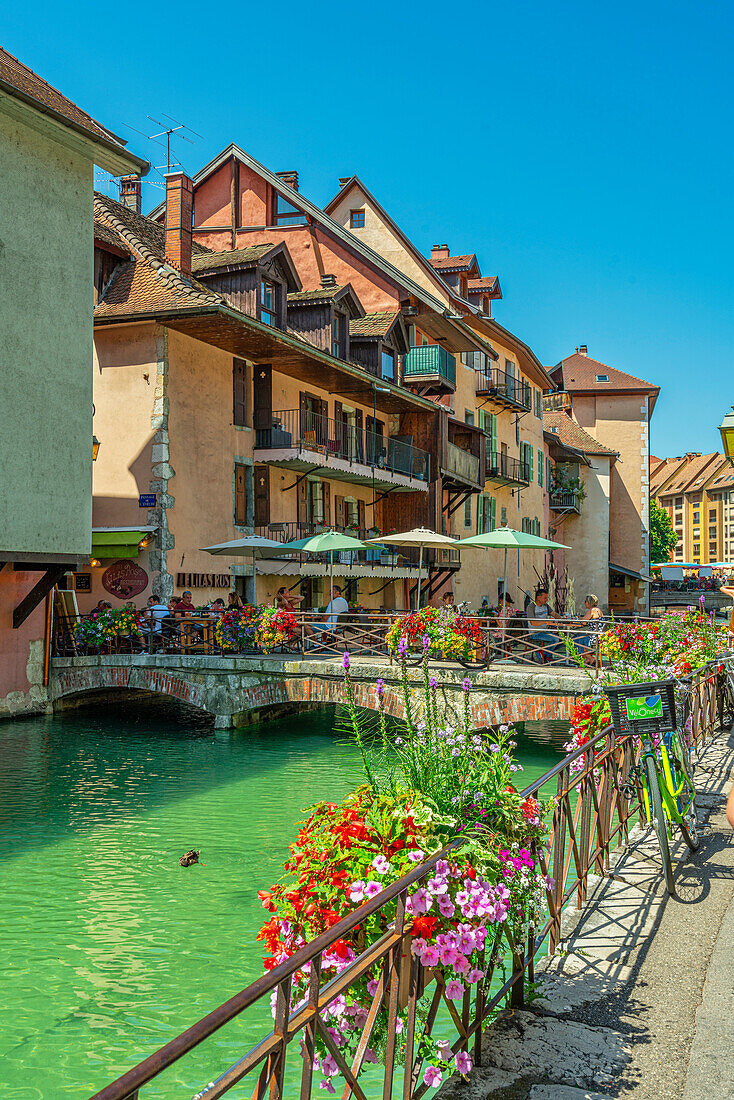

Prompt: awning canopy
[
  {"left": 609, "top": 561, "right": 654, "bottom": 583},
  {"left": 91, "top": 527, "right": 156, "bottom": 560}
]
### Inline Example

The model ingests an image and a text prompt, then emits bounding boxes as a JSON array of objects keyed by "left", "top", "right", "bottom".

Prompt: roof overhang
[
  {"left": 543, "top": 432, "right": 592, "bottom": 466},
  {"left": 463, "top": 314, "right": 553, "bottom": 389},
  {"left": 0, "top": 87, "right": 148, "bottom": 177},
  {"left": 609, "top": 561, "right": 654, "bottom": 583},
  {"left": 95, "top": 305, "right": 438, "bottom": 415}
]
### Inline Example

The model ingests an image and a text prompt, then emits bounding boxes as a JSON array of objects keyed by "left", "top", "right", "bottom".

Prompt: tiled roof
[
  {"left": 650, "top": 456, "right": 687, "bottom": 493},
  {"left": 350, "top": 310, "right": 399, "bottom": 337},
  {"left": 430, "top": 254, "right": 477, "bottom": 272},
  {"left": 288, "top": 286, "right": 346, "bottom": 303},
  {"left": 657, "top": 453, "right": 721, "bottom": 494},
  {"left": 192, "top": 243, "right": 275, "bottom": 274},
  {"left": 468, "top": 276, "right": 500, "bottom": 294},
  {"left": 93, "top": 193, "right": 220, "bottom": 319},
  {"left": 93, "top": 218, "right": 126, "bottom": 251},
  {"left": 543, "top": 411, "right": 617, "bottom": 456},
  {"left": 553, "top": 351, "right": 659, "bottom": 395},
  {"left": 0, "top": 47, "right": 143, "bottom": 168}
]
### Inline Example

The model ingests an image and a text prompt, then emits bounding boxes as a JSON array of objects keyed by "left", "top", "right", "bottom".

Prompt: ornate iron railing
[{"left": 86, "top": 664, "right": 725, "bottom": 1100}]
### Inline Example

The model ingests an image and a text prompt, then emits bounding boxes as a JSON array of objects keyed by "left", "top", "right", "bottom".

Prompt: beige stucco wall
[
  {"left": 558, "top": 458, "right": 611, "bottom": 612},
  {"left": 0, "top": 108, "right": 93, "bottom": 558}
]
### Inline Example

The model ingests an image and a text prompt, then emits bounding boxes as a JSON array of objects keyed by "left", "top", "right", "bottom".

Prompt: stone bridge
[{"left": 48, "top": 655, "right": 591, "bottom": 731}]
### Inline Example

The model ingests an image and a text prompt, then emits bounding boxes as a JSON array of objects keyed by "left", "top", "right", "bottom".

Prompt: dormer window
[
  {"left": 350, "top": 209, "right": 365, "bottom": 228},
  {"left": 260, "top": 278, "right": 278, "bottom": 326},
  {"left": 333, "top": 311, "right": 346, "bottom": 358},
  {"left": 595, "top": 373, "right": 609, "bottom": 382},
  {"left": 274, "top": 191, "right": 306, "bottom": 226}
]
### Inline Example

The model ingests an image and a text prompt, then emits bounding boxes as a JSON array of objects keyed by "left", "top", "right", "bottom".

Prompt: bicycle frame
[{"left": 639, "top": 730, "right": 694, "bottom": 828}]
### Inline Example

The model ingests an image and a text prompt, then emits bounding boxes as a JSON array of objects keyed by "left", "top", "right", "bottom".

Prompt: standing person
[
  {"left": 441, "top": 591, "right": 455, "bottom": 611},
  {"left": 574, "top": 594, "right": 605, "bottom": 662}
]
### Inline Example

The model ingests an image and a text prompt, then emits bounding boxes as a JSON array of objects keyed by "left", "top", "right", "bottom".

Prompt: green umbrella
[
  {"left": 459, "top": 526, "right": 571, "bottom": 645},
  {"left": 280, "top": 529, "right": 367, "bottom": 605}
]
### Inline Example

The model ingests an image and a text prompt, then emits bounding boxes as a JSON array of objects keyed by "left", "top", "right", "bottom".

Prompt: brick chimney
[
  {"left": 338, "top": 177, "right": 351, "bottom": 188},
  {"left": 578, "top": 344, "right": 588, "bottom": 356},
  {"left": 165, "top": 172, "right": 193, "bottom": 278},
  {"left": 119, "top": 174, "right": 141, "bottom": 214},
  {"left": 431, "top": 244, "right": 450, "bottom": 260},
  {"left": 276, "top": 170, "right": 299, "bottom": 192}
]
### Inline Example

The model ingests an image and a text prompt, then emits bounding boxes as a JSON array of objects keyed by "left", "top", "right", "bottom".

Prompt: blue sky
[{"left": 5, "top": 1, "right": 732, "bottom": 457}]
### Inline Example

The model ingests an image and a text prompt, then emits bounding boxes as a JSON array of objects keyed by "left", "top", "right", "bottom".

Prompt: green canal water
[{"left": 0, "top": 703, "right": 567, "bottom": 1099}]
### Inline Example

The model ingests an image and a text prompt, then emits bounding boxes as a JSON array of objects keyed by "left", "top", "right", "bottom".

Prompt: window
[
  {"left": 477, "top": 494, "right": 495, "bottom": 534},
  {"left": 538, "top": 449, "right": 543, "bottom": 486},
  {"left": 464, "top": 495, "right": 473, "bottom": 528},
  {"left": 533, "top": 389, "right": 543, "bottom": 418},
  {"left": 308, "top": 480, "right": 324, "bottom": 525},
  {"left": 595, "top": 373, "right": 609, "bottom": 382},
  {"left": 333, "top": 312, "right": 345, "bottom": 359},
  {"left": 461, "top": 351, "right": 489, "bottom": 372},
  {"left": 233, "top": 359, "right": 247, "bottom": 426},
  {"left": 260, "top": 279, "right": 277, "bottom": 326},
  {"left": 464, "top": 410, "right": 475, "bottom": 426},
  {"left": 274, "top": 191, "right": 306, "bottom": 226},
  {"left": 693, "top": 511, "right": 700, "bottom": 522},
  {"left": 344, "top": 496, "right": 359, "bottom": 526},
  {"left": 349, "top": 209, "right": 365, "bottom": 228},
  {"left": 522, "top": 517, "right": 531, "bottom": 534},
  {"left": 381, "top": 348, "right": 395, "bottom": 381},
  {"left": 710, "top": 509, "right": 717, "bottom": 521}
]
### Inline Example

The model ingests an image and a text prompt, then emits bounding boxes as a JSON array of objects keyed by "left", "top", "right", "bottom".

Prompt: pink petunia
[
  {"left": 349, "top": 881, "right": 365, "bottom": 903},
  {"left": 455, "top": 1051, "right": 473, "bottom": 1074},
  {"left": 423, "top": 1066, "right": 443, "bottom": 1088},
  {"left": 445, "top": 979, "right": 465, "bottom": 1000},
  {"left": 467, "top": 968, "right": 484, "bottom": 984},
  {"left": 364, "top": 880, "right": 383, "bottom": 899},
  {"left": 420, "top": 944, "right": 440, "bottom": 967}
]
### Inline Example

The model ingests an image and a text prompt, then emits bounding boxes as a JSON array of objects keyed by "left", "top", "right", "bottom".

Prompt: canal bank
[{"left": 0, "top": 701, "right": 566, "bottom": 1097}]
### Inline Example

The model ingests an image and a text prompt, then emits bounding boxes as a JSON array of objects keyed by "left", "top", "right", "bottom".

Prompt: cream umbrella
[{"left": 367, "top": 527, "right": 459, "bottom": 608}]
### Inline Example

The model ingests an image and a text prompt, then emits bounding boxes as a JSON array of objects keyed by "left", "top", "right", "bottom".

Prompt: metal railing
[
  {"left": 445, "top": 440, "right": 481, "bottom": 485},
  {"left": 549, "top": 489, "right": 581, "bottom": 513},
  {"left": 254, "top": 410, "right": 430, "bottom": 482},
  {"left": 87, "top": 663, "right": 725, "bottom": 1100},
  {"left": 486, "top": 451, "right": 530, "bottom": 484},
  {"left": 254, "top": 524, "right": 459, "bottom": 572},
  {"left": 475, "top": 367, "right": 532, "bottom": 410},
  {"left": 402, "top": 345, "right": 457, "bottom": 386}
]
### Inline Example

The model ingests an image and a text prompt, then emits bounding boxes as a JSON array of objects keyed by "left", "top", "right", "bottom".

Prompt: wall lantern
[
  {"left": 718, "top": 406, "right": 734, "bottom": 465},
  {"left": 90, "top": 558, "right": 101, "bottom": 567},
  {"left": 92, "top": 436, "right": 101, "bottom": 462}
]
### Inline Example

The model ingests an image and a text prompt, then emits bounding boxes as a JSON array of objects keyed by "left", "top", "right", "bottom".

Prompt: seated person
[
  {"left": 527, "top": 588, "right": 560, "bottom": 659},
  {"left": 173, "top": 590, "right": 196, "bottom": 616},
  {"left": 275, "top": 586, "right": 305, "bottom": 612},
  {"left": 492, "top": 593, "right": 516, "bottom": 640},
  {"left": 141, "top": 595, "right": 171, "bottom": 647},
  {"left": 441, "top": 591, "right": 456, "bottom": 611},
  {"left": 573, "top": 594, "right": 604, "bottom": 656},
  {"left": 208, "top": 597, "right": 226, "bottom": 615},
  {"left": 304, "top": 585, "right": 349, "bottom": 638}
]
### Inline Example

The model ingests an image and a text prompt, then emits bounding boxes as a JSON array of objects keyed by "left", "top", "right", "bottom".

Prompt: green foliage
[{"left": 650, "top": 498, "right": 678, "bottom": 562}]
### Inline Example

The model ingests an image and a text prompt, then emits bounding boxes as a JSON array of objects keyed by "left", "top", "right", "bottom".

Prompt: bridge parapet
[{"left": 48, "top": 655, "right": 592, "bottom": 730}]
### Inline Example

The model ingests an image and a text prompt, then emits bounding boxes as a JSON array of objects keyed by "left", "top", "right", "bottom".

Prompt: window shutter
[
  {"left": 234, "top": 463, "right": 247, "bottom": 525},
  {"left": 322, "top": 481, "right": 331, "bottom": 526},
  {"left": 490, "top": 496, "right": 496, "bottom": 531},
  {"left": 354, "top": 409, "right": 364, "bottom": 462},
  {"left": 538, "top": 449, "right": 543, "bottom": 486},
  {"left": 254, "top": 465, "right": 269, "bottom": 526},
  {"left": 476, "top": 495, "right": 483, "bottom": 534},
  {"left": 233, "top": 359, "right": 247, "bottom": 426},
  {"left": 529, "top": 446, "right": 534, "bottom": 481},
  {"left": 358, "top": 499, "right": 366, "bottom": 531},
  {"left": 335, "top": 495, "right": 345, "bottom": 528},
  {"left": 297, "top": 477, "right": 308, "bottom": 524}
]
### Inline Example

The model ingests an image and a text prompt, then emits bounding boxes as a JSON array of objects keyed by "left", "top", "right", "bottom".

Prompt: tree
[{"left": 650, "top": 498, "right": 677, "bottom": 562}]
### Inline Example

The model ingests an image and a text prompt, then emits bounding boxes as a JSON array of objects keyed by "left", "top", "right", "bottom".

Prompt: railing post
[{"left": 510, "top": 942, "right": 525, "bottom": 1008}]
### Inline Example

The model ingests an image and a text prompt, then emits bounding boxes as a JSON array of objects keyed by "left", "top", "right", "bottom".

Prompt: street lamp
[
  {"left": 92, "top": 435, "right": 101, "bottom": 461},
  {"left": 718, "top": 406, "right": 734, "bottom": 465}
]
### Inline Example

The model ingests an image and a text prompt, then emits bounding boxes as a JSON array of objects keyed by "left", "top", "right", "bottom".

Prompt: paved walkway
[{"left": 439, "top": 724, "right": 734, "bottom": 1100}]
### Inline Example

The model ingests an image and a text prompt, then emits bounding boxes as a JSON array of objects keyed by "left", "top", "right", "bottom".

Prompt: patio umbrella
[
  {"left": 459, "top": 526, "right": 570, "bottom": 646},
  {"left": 201, "top": 535, "right": 295, "bottom": 599},
  {"left": 367, "top": 527, "right": 459, "bottom": 609},
  {"left": 280, "top": 529, "right": 367, "bottom": 605}
]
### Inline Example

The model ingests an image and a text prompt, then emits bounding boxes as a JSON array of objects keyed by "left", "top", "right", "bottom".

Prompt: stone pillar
[{"left": 148, "top": 327, "right": 175, "bottom": 601}]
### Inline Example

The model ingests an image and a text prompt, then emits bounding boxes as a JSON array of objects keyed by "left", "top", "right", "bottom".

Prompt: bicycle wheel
[
  {"left": 668, "top": 732, "right": 700, "bottom": 851},
  {"left": 644, "top": 754, "right": 676, "bottom": 896}
]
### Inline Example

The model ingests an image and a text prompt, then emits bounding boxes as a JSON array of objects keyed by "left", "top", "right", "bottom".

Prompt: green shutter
[
  {"left": 538, "top": 448, "right": 543, "bottom": 486},
  {"left": 529, "top": 446, "right": 534, "bottom": 480},
  {"left": 476, "top": 494, "right": 484, "bottom": 535},
  {"left": 491, "top": 413, "right": 497, "bottom": 455},
  {"left": 490, "top": 496, "right": 496, "bottom": 531}
]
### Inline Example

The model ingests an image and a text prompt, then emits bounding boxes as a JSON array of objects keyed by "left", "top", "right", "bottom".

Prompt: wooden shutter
[
  {"left": 358, "top": 499, "right": 366, "bottom": 532},
  {"left": 490, "top": 414, "right": 497, "bottom": 457},
  {"left": 476, "top": 495, "right": 484, "bottom": 535},
  {"left": 538, "top": 449, "right": 543, "bottom": 486},
  {"left": 354, "top": 409, "right": 364, "bottom": 462},
  {"left": 322, "top": 480, "right": 331, "bottom": 526},
  {"left": 334, "top": 400, "right": 343, "bottom": 452},
  {"left": 490, "top": 497, "right": 497, "bottom": 531},
  {"left": 254, "top": 465, "right": 269, "bottom": 526},
  {"left": 233, "top": 359, "right": 247, "bottom": 426},
  {"left": 335, "top": 494, "right": 345, "bottom": 528},
  {"left": 234, "top": 463, "right": 247, "bottom": 525},
  {"left": 529, "top": 446, "right": 534, "bottom": 481},
  {"left": 253, "top": 365, "right": 271, "bottom": 431},
  {"left": 297, "top": 476, "right": 308, "bottom": 524}
]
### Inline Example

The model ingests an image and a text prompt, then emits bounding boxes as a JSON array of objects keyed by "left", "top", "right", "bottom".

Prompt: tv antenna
[{"left": 122, "top": 115, "right": 203, "bottom": 178}]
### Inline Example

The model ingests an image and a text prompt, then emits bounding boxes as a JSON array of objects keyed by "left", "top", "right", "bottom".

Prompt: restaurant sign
[
  {"left": 102, "top": 559, "right": 149, "bottom": 600},
  {"left": 176, "top": 572, "right": 232, "bottom": 588}
]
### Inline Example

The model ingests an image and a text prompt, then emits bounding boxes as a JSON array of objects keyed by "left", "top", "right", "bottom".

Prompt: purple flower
[
  {"left": 422, "top": 633, "right": 431, "bottom": 652},
  {"left": 364, "top": 880, "right": 382, "bottom": 899},
  {"left": 429, "top": 676, "right": 438, "bottom": 690},
  {"left": 398, "top": 637, "right": 408, "bottom": 657},
  {"left": 320, "top": 1080, "right": 335, "bottom": 1094},
  {"left": 342, "top": 651, "right": 350, "bottom": 670},
  {"left": 462, "top": 677, "right": 471, "bottom": 692},
  {"left": 407, "top": 887, "right": 432, "bottom": 914},
  {"left": 423, "top": 1066, "right": 443, "bottom": 1088},
  {"left": 376, "top": 678, "right": 385, "bottom": 699},
  {"left": 445, "top": 979, "right": 465, "bottom": 1000},
  {"left": 455, "top": 1051, "right": 473, "bottom": 1074}
]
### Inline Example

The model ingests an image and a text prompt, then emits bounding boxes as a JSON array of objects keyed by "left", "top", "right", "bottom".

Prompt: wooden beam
[
  {"left": 230, "top": 157, "right": 238, "bottom": 250},
  {"left": 13, "top": 566, "right": 67, "bottom": 629}
]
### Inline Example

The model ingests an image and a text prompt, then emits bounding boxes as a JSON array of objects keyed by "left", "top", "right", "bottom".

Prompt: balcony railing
[
  {"left": 254, "top": 522, "right": 460, "bottom": 570},
  {"left": 255, "top": 410, "right": 430, "bottom": 482},
  {"left": 549, "top": 489, "right": 581, "bottom": 513},
  {"left": 485, "top": 451, "right": 531, "bottom": 485},
  {"left": 444, "top": 440, "right": 481, "bottom": 485},
  {"left": 402, "top": 345, "right": 457, "bottom": 387},
  {"left": 475, "top": 368, "right": 532, "bottom": 410},
  {"left": 542, "top": 391, "right": 572, "bottom": 412}
]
